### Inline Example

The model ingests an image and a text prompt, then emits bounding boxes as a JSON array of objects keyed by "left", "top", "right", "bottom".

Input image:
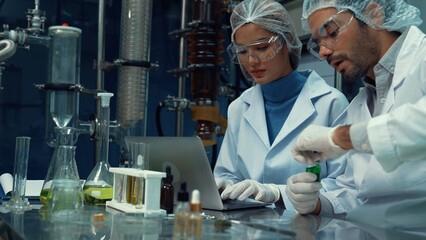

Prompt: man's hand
[
  {"left": 286, "top": 173, "right": 322, "bottom": 214},
  {"left": 220, "top": 179, "right": 280, "bottom": 203},
  {"left": 292, "top": 125, "right": 349, "bottom": 165}
]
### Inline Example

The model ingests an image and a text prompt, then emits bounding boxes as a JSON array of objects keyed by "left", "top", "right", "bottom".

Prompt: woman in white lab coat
[
  {"left": 288, "top": 0, "right": 426, "bottom": 229},
  {"left": 213, "top": 0, "right": 349, "bottom": 208}
]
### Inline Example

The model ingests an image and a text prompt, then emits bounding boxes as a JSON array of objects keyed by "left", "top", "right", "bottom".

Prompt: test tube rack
[{"left": 106, "top": 168, "right": 166, "bottom": 215}]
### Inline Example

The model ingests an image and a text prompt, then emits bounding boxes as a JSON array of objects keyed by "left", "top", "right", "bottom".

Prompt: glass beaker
[
  {"left": 50, "top": 179, "right": 83, "bottom": 220},
  {"left": 40, "top": 145, "right": 81, "bottom": 207},
  {"left": 83, "top": 93, "right": 114, "bottom": 206}
]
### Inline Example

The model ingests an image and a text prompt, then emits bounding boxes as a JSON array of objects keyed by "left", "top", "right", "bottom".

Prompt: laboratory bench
[{"left": 0, "top": 202, "right": 424, "bottom": 240}]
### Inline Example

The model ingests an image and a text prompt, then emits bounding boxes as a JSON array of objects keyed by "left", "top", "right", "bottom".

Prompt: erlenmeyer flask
[{"left": 40, "top": 127, "right": 79, "bottom": 206}]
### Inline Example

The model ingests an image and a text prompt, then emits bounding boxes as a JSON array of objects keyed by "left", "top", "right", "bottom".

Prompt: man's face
[{"left": 307, "top": 8, "right": 379, "bottom": 81}]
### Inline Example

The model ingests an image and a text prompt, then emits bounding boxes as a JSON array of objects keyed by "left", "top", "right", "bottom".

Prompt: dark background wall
[{"left": 0, "top": 0, "right": 235, "bottom": 180}]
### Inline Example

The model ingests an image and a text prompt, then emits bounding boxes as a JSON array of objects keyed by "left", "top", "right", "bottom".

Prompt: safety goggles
[
  {"left": 307, "top": 9, "right": 354, "bottom": 59},
  {"left": 227, "top": 35, "right": 284, "bottom": 64}
]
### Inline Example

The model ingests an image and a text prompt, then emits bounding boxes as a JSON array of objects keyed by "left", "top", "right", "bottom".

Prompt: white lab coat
[
  {"left": 214, "top": 70, "right": 349, "bottom": 208},
  {"left": 323, "top": 26, "right": 426, "bottom": 229},
  {"left": 367, "top": 96, "right": 426, "bottom": 172}
]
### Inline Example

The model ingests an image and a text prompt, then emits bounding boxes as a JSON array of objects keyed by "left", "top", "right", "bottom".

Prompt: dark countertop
[{"left": 0, "top": 202, "right": 425, "bottom": 240}]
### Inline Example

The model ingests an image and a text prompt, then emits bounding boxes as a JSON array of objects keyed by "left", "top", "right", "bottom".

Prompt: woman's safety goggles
[
  {"left": 307, "top": 9, "right": 354, "bottom": 59},
  {"left": 227, "top": 35, "right": 284, "bottom": 64}
]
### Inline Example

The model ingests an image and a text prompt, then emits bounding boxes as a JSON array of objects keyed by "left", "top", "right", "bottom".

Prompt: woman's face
[{"left": 234, "top": 23, "right": 293, "bottom": 84}]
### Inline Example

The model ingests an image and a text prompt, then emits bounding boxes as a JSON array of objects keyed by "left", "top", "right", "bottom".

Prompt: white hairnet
[
  {"left": 301, "top": 0, "right": 422, "bottom": 33},
  {"left": 230, "top": 0, "right": 302, "bottom": 70}
]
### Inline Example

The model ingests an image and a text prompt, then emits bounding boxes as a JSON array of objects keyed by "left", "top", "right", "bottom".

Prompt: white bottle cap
[{"left": 191, "top": 189, "right": 200, "bottom": 204}]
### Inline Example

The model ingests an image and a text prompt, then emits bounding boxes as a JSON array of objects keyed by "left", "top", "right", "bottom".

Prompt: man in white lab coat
[{"left": 286, "top": 0, "right": 426, "bottom": 229}]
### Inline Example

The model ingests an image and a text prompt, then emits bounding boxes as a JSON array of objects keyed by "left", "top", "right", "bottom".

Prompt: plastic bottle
[
  {"left": 160, "top": 166, "right": 174, "bottom": 214},
  {"left": 306, "top": 161, "right": 321, "bottom": 182},
  {"left": 83, "top": 93, "right": 114, "bottom": 206},
  {"left": 188, "top": 189, "right": 202, "bottom": 239},
  {"left": 173, "top": 182, "right": 189, "bottom": 239}
]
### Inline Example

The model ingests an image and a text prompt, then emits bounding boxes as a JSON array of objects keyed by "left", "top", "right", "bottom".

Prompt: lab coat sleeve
[
  {"left": 213, "top": 99, "right": 244, "bottom": 183},
  {"left": 367, "top": 96, "right": 426, "bottom": 172},
  {"left": 319, "top": 87, "right": 349, "bottom": 192},
  {"left": 321, "top": 153, "right": 364, "bottom": 214}
]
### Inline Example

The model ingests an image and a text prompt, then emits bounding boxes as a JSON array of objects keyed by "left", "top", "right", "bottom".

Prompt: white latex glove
[
  {"left": 292, "top": 125, "right": 348, "bottom": 165},
  {"left": 285, "top": 172, "right": 322, "bottom": 214},
  {"left": 215, "top": 177, "right": 234, "bottom": 192},
  {"left": 220, "top": 179, "right": 280, "bottom": 203}
]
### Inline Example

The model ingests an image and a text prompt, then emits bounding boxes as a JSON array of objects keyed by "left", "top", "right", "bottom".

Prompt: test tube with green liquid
[{"left": 306, "top": 162, "right": 321, "bottom": 182}]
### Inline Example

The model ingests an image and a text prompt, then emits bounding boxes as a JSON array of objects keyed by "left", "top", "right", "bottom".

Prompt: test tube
[
  {"left": 127, "top": 142, "right": 149, "bottom": 206},
  {"left": 3, "top": 137, "right": 31, "bottom": 211}
]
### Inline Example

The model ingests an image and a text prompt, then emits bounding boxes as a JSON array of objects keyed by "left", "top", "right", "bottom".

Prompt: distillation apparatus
[
  {"left": 0, "top": 0, "right": 89, "bottom": 147},
  {"left": 0, "top": 0, "right": 49, "bottom": 89},
  {"left": 0, "top": 0, "right": 160, "bottom": 175},
  {"left": 99, "top": 0, "right": 158, "bottom": 166},
  {"left": 0, "top": 0, "right": 117, "bottom": 182},
  {"left": 160, "top": 0, "right": 231, "bottom": 147}
]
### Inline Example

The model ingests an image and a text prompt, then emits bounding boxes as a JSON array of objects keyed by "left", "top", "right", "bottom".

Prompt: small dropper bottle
[
  {"left": 160, "top": 166, "right": 174, "bottom": 214},
  {"left": 188, "top": 189, "right": 202, "bottom": 239},
  {"left": 173, "top": 182, "right": 189, "bottom": 239}
]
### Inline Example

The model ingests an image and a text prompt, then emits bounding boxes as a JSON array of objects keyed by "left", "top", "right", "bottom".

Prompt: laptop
[{"left": 124, "top": 136, "right": 269, "bottom": 211}]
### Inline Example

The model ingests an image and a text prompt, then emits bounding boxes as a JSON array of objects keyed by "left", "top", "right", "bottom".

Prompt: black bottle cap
[
  {"left": 164, "top": 166, "right": 173, "bottom": 182},
  {"left": 177, "top": 182, "right": 189, "bottom": 202}
]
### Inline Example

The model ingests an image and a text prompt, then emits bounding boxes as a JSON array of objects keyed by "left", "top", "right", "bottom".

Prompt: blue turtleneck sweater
[{"left": 261, "top": 71, "right": 307, "bottom": 145}]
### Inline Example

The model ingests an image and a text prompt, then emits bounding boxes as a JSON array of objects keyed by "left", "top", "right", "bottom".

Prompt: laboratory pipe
[
  {"left": 176, "top": 0, "right": 189, "bottom": 137},
  {"left": 84, "top": 92, "right": 114, "bottom": 206},
  {"left": 173, "top": 182, "right": 190, "bottom": 239},
  {"left": 0, "top": 39, "right": 16, "bottom": 62},
  {"left": 114, "top": 0, "right": 154, "bottom": 168},
  {"left": 2, "top": 137, "right": 32, "bottom": 212},
  {"left": 165, "top": 0, "right": 227, "bottom": 146},
  {"left": 0, "top": 0, "right": 47, "bottom": 90},
  {"left": 188, "top": 0, "right": 227, "bottom": 147}
]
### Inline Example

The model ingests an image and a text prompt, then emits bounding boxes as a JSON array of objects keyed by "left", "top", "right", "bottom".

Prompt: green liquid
[
  {"left": 306, "top": 164, "right": 321, "bottom": 182},
  {"left": 83, "top": 186, "right": 113, "bottom": 206},
  {"left": 40, "top": 188, "right": 53, "bottom": 207}
]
